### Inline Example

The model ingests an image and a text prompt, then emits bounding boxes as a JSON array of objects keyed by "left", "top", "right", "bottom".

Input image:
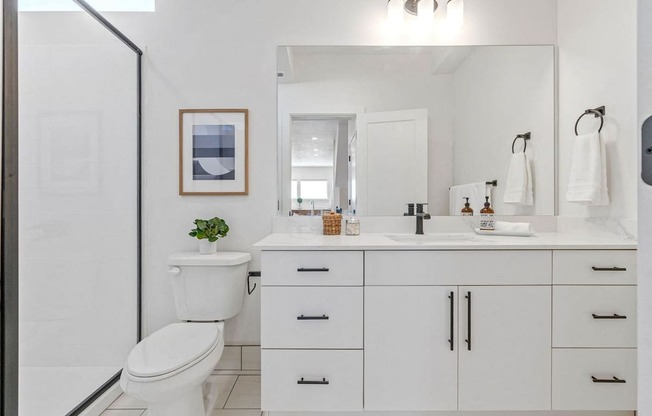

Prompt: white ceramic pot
[{"left": 198, "top": 239, "right": 217, "bottom": 255}]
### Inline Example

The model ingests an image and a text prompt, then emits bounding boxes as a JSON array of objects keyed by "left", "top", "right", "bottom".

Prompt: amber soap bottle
[
  {"left": 479, "top": 196, "right": 495, "bottom": 230},
  {"left": 461, "top": 197, "right": 474, "bottom": 216}
]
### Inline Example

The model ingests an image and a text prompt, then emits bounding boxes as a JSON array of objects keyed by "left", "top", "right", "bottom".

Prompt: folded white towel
[
  {"left": 449, "top": 182, "right": 488, "bottom": 215},
  {"left": 475, "top": 221, "right": 535, "bottom": 237},
  {"left": 495, "top": 221, "right": 533, "bottom": 234},
  {"left": 566, "top": 132, "right": 609, "bottom": 206},
  {"left": 503, "top": 152, "right": 533, "bottom": 206}
]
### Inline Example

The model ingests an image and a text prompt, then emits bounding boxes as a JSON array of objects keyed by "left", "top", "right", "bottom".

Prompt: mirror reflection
[{"left": 278, "top": 45, "right": 555, "bottom": 216}]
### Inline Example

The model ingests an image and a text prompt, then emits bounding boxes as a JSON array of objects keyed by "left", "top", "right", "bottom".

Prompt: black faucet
[{"left": 415, "top": 203, "right": 431, "bottom": 235}]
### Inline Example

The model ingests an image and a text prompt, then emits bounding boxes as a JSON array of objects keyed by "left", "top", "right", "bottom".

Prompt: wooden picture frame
[{"left": 179, "top": 109, "right": 248, "bottom": 195}]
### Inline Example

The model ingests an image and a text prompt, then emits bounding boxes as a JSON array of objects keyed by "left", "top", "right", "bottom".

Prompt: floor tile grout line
[{"left": 222, "top": 374, "right": 240, "bottom": 409}]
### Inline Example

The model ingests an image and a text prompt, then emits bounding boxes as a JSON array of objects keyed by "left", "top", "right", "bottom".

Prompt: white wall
[
  {"left": 20, "top": 0, "right": 559, "bottom": 344},
  {"left": 638, "top": 0, "right": 652, "bottom": 414},
  {"left": 557, "top": 0, "right": 637, "bottom": 219},
  {"left": 453, "top": 46, "right": 555, "bottom": 215}
]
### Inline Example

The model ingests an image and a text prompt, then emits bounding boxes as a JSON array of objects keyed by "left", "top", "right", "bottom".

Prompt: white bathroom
[{"left": 2, "top": 0, "right": 652, "bottom": 416}]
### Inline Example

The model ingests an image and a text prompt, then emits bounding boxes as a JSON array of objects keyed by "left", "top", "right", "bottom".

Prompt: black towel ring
[
  {"left": 574, "top": 106, "right": 605, "bottom": 136},
  {"left": 512, "top": 132, "right": 531, "bottom": 154}
]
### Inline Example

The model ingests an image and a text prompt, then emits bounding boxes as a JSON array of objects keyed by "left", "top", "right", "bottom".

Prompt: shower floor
[{"left": 19, "top": 366, "right": 121, "bottom": 416}]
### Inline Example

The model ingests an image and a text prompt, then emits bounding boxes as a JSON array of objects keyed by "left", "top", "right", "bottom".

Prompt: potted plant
[{"left": 189, "top": 217, "right": 229, "bottom": 254}]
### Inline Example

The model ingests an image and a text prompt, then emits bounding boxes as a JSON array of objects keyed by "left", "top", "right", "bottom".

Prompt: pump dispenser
[
  {"left": 480, "top": 196, "right": 495, "bottom": 230},
  {"left": 461, "top": 197, "right": 473, "bottom": 216}
]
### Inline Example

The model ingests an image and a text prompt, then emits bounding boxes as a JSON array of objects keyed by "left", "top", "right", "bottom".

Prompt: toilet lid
[{"left": 126, "top": 323, "right": 221, "bottom": 378}]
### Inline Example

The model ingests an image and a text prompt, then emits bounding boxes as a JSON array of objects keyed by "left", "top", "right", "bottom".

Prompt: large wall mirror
[{"left": 277, "top": 45, "right": 555, "bottom": 216}]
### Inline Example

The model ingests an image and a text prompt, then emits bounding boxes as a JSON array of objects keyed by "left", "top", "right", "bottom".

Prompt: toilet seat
[{"left": 125, "top": 323, "right": 221, "bottom": 381}]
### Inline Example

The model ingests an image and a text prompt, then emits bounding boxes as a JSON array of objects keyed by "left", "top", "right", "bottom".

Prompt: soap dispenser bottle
[
  {"left": 461, "top": 197, "right": 474, "bottom": 216},
  {"left": 480, "top": 196, "right": 495, "bottom": 230}
]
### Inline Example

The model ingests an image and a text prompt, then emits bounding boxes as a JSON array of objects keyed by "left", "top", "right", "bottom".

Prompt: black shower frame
[{"left": 1, "top": 1, "right": 144, "bottom": 415}]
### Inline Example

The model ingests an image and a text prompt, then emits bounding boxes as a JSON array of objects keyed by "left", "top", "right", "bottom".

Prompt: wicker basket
[{"left": 322, "top": 212, "right": 342, "bottom": 235}]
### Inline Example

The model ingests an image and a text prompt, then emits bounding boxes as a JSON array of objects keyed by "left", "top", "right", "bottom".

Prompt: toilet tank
[{"left": 168, "top": 252, "right": 251, "bottom": 321}]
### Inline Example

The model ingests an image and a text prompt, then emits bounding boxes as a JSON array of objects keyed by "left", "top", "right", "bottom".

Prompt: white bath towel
[
  {"left": 449, "top": 182, "right": 487, "bottom": 215},
  {"left": 503, "top": 152, "right": 534, "bottom": 206},
  {"left": 566, "top": 132, "right": 609, "bottom": 206}
]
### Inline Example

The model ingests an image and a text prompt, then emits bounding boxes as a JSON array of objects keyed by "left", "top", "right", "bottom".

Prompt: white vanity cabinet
[
  {"left": 457, "top": 285, "right": 551, "bottom": 410},
  {"left": 258, "top": 244, "right": 637, "bottom": 414},
  {"left": 364, "top": 251, "right": 552, "bottom": 411},
  {"left": 365, "top": 286, "right": 458, "bottom": 411},
  {"left": 551, "top": 250, "right": 637, "bottom": 411},
  {"left": 260, "top": 251, "right": 364, "bottom": 412}
]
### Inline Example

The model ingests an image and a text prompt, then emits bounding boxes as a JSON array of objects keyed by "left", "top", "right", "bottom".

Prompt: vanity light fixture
[
  {"left": 387, "top": 0, "right": 464, "bottom": 28},
  {"left": 312, "top": 137, "right": 318, "bottom": 140}
]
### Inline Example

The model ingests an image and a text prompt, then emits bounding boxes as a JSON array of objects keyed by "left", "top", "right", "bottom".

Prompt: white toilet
[{"left": 120, "top": 251, "right": 251, "bottom": 416}]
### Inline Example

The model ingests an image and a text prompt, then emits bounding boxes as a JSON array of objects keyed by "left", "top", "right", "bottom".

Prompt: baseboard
[{"left": 77, "top": 381, "right": 122, "bottom": 416}]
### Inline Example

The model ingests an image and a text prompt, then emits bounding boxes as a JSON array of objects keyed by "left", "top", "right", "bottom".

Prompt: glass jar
[{"left": 345, "top": 218, "right": 360, "bottom": 236}]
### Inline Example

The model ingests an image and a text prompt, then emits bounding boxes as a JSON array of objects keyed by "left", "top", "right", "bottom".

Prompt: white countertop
[{"left": 253, "top": 232, "right": 637, "bottom": 250}]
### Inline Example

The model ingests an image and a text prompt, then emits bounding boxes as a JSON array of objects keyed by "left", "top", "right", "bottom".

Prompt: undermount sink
[{"left": 386, "top": 233, "right": 476, "bottom": 243}]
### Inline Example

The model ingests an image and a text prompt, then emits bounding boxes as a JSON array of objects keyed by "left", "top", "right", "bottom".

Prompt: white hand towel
[
  {"left": 495, "top": 221, "right": 534, "bottom": 235},
  {"left": 503, "top": 152, "right": 533, "bottom": 206},
  {"left": 566, "top": 132, "right": 609, "bottom": 206},
  {"left": 449, "top": 182, "right": 487, "bottom": 215}
]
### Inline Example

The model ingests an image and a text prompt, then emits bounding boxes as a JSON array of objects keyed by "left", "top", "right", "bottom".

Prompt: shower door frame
[
  {"left": 1, "top": 0, "right": 144, "bottom": 415},
  {"left": 2, "top": 0, "right": 20, "bottom": 415}
]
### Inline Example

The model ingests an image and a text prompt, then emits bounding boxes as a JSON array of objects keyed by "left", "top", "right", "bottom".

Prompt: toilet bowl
[{"left": 120, "top": 252, "right": 251, "bottom": 416}]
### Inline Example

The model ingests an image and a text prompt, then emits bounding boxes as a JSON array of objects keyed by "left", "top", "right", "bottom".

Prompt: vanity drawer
[
  {"left": 261, "top": 349, "right": 363, "bottom": 411},
  {"left": 553, "top": 286, "right": 636, "bottom": 347},
  {"left": 261, "top": 251, "right": 363, "bottom": 286},
  {"left": 552, "top": 349, "right": 636, "bottom": 410},
  {"left": 365, "top": 250, "right": 551, "bottom": 285},
  {"left": 261, "top": 286, "right": 363, "bottom": 349},
  {"left": 553, "top": 250, "right": 636, "bottom": 285}
]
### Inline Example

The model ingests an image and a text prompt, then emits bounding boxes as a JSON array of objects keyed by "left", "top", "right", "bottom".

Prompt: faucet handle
[{"left": 404, "top": 203, "right": 415, "bottom": 216}]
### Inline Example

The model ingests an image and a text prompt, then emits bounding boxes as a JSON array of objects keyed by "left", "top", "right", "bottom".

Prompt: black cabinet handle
[
  {"left": 297, "top": 377, "right": 329, "bottom": 385},
  {"left": 448, "top": 291, "right": 454, "bottom": 351},
  {"left": 592, "top": 376, "right": 626, "bottom": 384},
  {"left": 592, "top": 266, "right": 627, "bottom": 272},
  {"left": 592, "top": 313, "right": 627, "bottom": 320},
  {"left": 297, "top": 268, "right": 330, "bottom": 272},
  {"left": 465, "top": 291, "right": 472, "bottom": 351},
  {"left": 297, "top": 314, "right": 329, "bottom": 320}
]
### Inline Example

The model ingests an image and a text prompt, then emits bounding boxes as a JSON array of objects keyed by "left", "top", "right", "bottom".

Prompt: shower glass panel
[{"left": 18, "top": 8, "right": 139, "bottom": 416}]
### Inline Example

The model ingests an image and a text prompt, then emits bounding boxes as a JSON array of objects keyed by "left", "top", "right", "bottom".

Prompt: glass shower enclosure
[{"left": 16, "top": 1, "right": 142, "bottom": 414}]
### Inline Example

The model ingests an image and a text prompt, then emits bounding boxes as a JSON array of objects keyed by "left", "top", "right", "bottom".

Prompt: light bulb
[
  {"left": 387, "top": 0, "right": 404, "bottom": 23},
  {"left": 447, "top": 0, "right": 464, "bottom": 30},
  {"left": 419, "top": 0, "right": 434, "bottom": 23}
]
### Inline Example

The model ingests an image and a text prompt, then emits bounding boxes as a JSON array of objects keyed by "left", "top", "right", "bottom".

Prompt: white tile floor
[{"left": 103, "top": 375, "right": 262, "bottom": 416}]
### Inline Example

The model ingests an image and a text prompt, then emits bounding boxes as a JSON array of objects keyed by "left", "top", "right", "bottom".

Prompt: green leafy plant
[{"left": 189, "top": 217, "right": 229, "bottom": 242}]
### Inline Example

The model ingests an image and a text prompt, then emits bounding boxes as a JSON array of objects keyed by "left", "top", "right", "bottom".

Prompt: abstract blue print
[{"left": 192, "top": 124, "right": 235, "bottom": 180}]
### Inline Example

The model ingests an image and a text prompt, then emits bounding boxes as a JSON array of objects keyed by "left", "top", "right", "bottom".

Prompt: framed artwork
[{"left": 179, "top": 109, "right": 248, "bottom": 195}]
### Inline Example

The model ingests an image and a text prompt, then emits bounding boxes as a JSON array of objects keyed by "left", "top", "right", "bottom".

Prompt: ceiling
[{"left": 291, "top": 118, "right": 341, "bottom": 167}]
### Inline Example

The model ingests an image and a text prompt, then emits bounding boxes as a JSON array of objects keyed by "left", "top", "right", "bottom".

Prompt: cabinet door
[
  {"left": 365, "top": 286, "right": 458, "bottom": 410},
  {"left": 458, "top": 286, "right": 551, "bottom": 411}
]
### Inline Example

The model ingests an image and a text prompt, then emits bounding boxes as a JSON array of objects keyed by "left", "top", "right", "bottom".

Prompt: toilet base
[
  {"left": 146, "top": 379, "right": 220, "bottom": 416},
  {"left": 148, "top": 385, "right": 205, "bottom": 416}
]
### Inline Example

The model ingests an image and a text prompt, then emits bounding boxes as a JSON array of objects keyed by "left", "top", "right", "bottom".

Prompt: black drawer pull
[
  {"left": 592, "top": 376, "right": 626, "bottom": 384},
  {"left": 465, "top": 291, "right": 472, "bottom": 351},
  {"left": 448, "top": 292, "right": 454, "bottom": 351},
  {"left": 592, "top": 313, "right": 627, "bottom": 320},
  {"left": 298, "top": 377, "right": 329, "bottom": 385},
  {"left": 297, "top": 268, "right": 330, "bottom": 272},
  {"left": 592, "top": 266, "right": 627, "bottom": 272},
  {"left": 297, "top": 314, "right": 329, "bottom": 320}
]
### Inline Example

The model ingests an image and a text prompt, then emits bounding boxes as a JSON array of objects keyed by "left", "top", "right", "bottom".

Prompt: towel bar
[{"left": 575, "top": 106, "right": 605, "bottom": 136}]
